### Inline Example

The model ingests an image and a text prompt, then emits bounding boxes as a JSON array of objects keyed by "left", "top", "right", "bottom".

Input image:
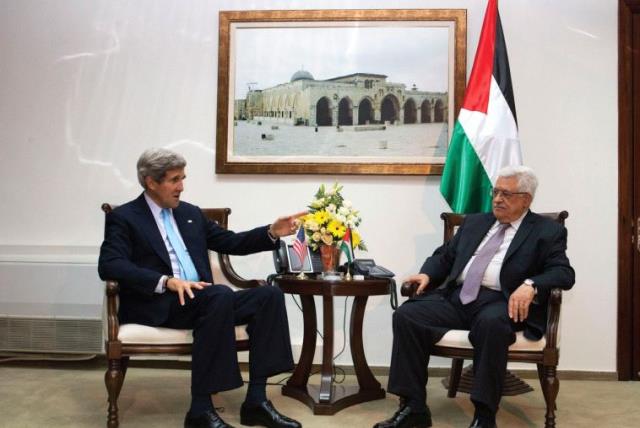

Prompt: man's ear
[
  {"left": 524, "top": 194, "right": 533, "bottom": 209},
  {"left": 144, "top": 175, "right": 158, "bottom": 190}
]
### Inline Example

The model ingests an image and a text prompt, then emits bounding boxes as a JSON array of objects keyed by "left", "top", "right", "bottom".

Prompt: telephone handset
[
  {"left": 273, "top": 240, "right": 323, "bottom": 274},
  {"left": 352, "top": 259, "right": 395, "bottom": 278}
]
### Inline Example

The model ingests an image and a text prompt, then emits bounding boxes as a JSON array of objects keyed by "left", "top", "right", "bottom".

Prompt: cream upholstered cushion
[
  {"left": 435, "top": 329, "right": 554, "bottom": 352},
  {"left": 118, "top": 324, "right": 249, "bottom": 345}
]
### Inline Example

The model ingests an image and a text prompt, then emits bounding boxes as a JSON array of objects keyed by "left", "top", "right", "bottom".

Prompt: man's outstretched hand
[{"left": 269, "top": 211, "right": 308, "bottom": 238}]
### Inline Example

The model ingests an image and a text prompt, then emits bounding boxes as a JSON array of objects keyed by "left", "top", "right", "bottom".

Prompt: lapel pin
[{"left": 187, "top": 219, "right": 193, "bottom": 223}]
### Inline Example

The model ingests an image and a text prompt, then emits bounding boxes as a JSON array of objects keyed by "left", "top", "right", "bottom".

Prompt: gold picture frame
[{"left": 216, "top": 9, "right": 467, "bottom": 175}]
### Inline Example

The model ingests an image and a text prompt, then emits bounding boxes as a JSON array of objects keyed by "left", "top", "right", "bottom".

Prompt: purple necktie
[{"left": 459, "top": 223, "right": 510, "bottom": 304}]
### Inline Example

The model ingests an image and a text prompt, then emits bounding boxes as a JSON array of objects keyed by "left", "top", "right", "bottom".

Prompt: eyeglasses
[{"left": 491, "top": 188, "right": 529, "bottom": 199}]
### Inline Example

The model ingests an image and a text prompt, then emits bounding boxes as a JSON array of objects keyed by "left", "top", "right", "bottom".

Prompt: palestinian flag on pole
[
  {"left": 340, "top": 228, "right": 353, "bottom": 263},
  {"left": 440, "top": 0, "right": 522, "bottom": 213}
]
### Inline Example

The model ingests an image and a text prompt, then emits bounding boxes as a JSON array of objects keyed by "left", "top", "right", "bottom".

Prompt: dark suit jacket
[
  {"left": 419, "top": 211, "right": 575, "bottom": 340},
  {"left": 98, "top": 193, "right": 277, "bottom": 326}
]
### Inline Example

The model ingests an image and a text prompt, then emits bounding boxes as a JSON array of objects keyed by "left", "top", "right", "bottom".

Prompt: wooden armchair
[
  {"left": 101, "top": 204, "right": 265, "bottom": 428},
  {"left": 401, "top": 211, "right": 568, "bottom": 428}
]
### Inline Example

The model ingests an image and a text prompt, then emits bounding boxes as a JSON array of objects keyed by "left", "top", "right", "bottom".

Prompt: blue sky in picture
[{"left": 233, "top": 22, "right": 451, "bottom": 99}]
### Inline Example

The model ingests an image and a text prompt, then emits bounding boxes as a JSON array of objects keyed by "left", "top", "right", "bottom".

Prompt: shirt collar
[
  {"left": 144, "top": 192, "right": 166, "bottom": 221},
  {"left": 497, "top": 210, "right": 528, "bottom": 231}
]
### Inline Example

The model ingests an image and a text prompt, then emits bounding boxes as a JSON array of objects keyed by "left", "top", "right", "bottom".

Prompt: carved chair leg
[
  {"left": 105, "top": 358, "right": 124, "bottom": 428},
  {"left": 536, "top": 364, "right": 550, "bottom": 405},
  {"left": 121, "top": 356, "right": 130, "bottom": 385},
  {"left": 447, "top": 358, "right": 464, "bottom": 398},
  {"left": 542, "top": 365, "right": 559, "bottom": 428}
]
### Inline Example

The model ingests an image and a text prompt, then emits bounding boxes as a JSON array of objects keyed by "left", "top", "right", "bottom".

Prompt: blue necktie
[{"left": 161, "top": 208, "right": 199, "bottom": 281}]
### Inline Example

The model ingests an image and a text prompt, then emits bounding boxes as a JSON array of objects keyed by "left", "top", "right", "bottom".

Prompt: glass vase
[{"left": 319, "top": 245, "right": 341, "bottom": 279}]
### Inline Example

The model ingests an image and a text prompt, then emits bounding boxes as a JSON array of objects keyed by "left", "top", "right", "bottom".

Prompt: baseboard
[{"left": 0, "top": 355, "right": 618, "bottom": 381}]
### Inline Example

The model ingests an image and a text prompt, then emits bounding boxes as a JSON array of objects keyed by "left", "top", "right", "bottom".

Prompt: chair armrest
[
  {"left": 105, "top": 280, "right": 120, "bottom": 342},
  {"left": 401, "top": 281, "right": 418, "bottom": 297},
  {"left": 217, "top": 254, "right": 266, "bottom": 289},
  {"left": 544, "top": 287, "right": 563, "bottom": 349}
]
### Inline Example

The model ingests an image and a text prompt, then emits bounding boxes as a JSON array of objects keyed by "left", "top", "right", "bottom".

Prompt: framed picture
[{"left": 216, "top": 9, "right": 466, "bottom": 175}]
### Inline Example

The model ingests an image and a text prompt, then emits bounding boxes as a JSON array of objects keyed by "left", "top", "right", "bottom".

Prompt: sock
[
  {"left": 244, "top": 376, "right": 267, "bottom": 405},
  {"left": 189, "top": 393, "right": 214, "bottom": 416},
  {"left": 405, "top": 396, "right": 428, "bottom": 413},
  {"left": 473, "top": 401, "right": 495, "bottom": 422}
]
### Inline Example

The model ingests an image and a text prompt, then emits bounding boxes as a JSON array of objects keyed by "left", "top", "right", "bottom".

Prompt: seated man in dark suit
[
  {"left": 98, "top": 148, "right": 304, "bottom": 428},
  {"left": 373, "top": 166, "right": 575, "bottom": 428}
]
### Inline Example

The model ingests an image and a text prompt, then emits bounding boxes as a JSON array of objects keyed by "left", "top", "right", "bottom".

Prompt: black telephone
[
  {"left": 273, "top": 241, "right": 323, "bottom": 274},
  {"left": 352, "top": 259, "right": 395, "bottom": 278}
]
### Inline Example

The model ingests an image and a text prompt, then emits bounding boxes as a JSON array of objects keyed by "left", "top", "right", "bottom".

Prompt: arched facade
[{"left": 236, "top": 71, "right": 448, "bottom": 127}]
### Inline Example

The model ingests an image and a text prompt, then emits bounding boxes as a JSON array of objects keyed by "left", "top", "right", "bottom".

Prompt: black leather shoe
[
  {"left": 468, "top": 416, "right": 496, "bottom": 428},
  {"left": 240, "top": 400, "right": 302, "bottom": 428},
  {"left": 184, "top": 410, "right": 235, "bottom": 428},
  {"left": 372, "top": 404, "right": 432, "bottom": 428}
]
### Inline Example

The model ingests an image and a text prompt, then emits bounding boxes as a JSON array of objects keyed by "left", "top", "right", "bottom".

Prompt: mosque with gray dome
[{"left": 235, "top": 69, "right": 448, "bottom": 128}]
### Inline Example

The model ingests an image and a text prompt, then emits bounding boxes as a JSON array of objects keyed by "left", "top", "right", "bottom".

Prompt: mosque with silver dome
[{"left": 236, "top": 69, "right": 448, "bottom": 128}]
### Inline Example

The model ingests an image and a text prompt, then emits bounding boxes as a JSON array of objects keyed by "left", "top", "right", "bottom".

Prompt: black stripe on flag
[{"left": 493, "top": 9, "right": 517, "bottom": 125}]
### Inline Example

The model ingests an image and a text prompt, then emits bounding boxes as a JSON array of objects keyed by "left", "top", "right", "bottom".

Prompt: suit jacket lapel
[
  {"left": 173, "top": 205, "right": 197, "bottom": 256},
  {"left": 173, "top": 205, "right": 204, "bottom": 277},
  {"left": 132, "top": 194, "right": 171, "bottom": 269},
  {"left": 450, "top": 214, "right": 496, "bottom": 280},
  {"left": 504, "top": 210, "right": 535, "bottom": 261}
]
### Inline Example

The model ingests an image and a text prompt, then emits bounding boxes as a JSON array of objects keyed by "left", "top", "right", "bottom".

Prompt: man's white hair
[{"left": 496, "top": 165, "right": 538, "bottom": 198}]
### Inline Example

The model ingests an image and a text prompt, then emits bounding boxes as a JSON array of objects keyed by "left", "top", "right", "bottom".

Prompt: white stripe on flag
[{"left": 458, "top": 77, "right": 522, "bottom": 184}]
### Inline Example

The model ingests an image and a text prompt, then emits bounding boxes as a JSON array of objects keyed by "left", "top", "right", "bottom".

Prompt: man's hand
[
  {"left": 269, "top": 211, "right": 308, "bottom": 238},
  {"left": 508, "top": 283, "right": 536, "bottom": 322},
  {"left": 405, "top": 273, "right": 430, "bottom": 295},
  {"left": 166, "top": 277, "right": 212, "bottom": 306}
]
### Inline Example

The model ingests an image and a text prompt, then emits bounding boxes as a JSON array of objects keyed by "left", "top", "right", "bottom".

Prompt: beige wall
[{"left": 0, "top": 0, "right": 617, "bottom": 372}]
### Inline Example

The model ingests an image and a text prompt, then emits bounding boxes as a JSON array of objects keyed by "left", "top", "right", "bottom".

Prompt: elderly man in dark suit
[
  {"left": 99, "top": 148, "right": 304, "bottom": 428},
  {"left": 373, "top": 166, "right": 575, "bottom": 428}
]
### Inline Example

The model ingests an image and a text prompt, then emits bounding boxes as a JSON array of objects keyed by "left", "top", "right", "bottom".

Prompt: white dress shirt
[
  {"left": 457, "top": 211, "right": 527, "bottom": 291},
  {"left": 144, "top": 193, "right": 191, "bottom": 293}
]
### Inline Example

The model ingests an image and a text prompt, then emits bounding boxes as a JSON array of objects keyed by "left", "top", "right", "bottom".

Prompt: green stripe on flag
[
  {"left": 340, "top": 241, "right": 352, "bottom": 263},
  {"left": 440, "top": 121, "right": 493, "bottom": 214}
]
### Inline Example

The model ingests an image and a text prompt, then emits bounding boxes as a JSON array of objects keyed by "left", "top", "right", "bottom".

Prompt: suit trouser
[
  {"left": 387, "top": 286, "right": 517, "bottom": 414},
  {"left": 162, "top": 284, "right": 294, "bottom": 395}
]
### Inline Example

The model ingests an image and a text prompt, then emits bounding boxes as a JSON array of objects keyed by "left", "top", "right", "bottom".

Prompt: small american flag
[{"left": 292, "top": 227, "right": 307, "bottom": 266}]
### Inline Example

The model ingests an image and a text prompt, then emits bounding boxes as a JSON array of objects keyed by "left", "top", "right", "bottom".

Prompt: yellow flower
[
  {"left": 314, "top": 210, "right": 330, "bottom": 225},
  {"left": 327, "top": 220, "right": 346, "bottom": 238}
]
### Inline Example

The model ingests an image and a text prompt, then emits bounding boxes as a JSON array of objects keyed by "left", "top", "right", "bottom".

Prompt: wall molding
[{"left": 0, "top": 245, "right": 99, "bottom": 264}]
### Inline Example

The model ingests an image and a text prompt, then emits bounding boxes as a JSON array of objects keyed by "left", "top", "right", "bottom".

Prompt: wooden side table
[{"left": 275, "top": 275, "right": 391, "bottom": 415}]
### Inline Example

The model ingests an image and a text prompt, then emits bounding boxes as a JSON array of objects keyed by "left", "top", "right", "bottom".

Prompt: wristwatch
[
  {"left": 524, "top": 278, "right": 537, "bottom": 295},
  {"left": 267, "top": 227, "right": 278, "bottom": 241}
]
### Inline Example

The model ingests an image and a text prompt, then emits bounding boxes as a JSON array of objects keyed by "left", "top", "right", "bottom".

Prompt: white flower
[
  {"left": 343, "top": 200, "right": 352, "bottom": 208},
  {"left": 336, "top": 214, "right": 346, "bottom": 223},
  {"left": 305, "top": 220, "right": 320, "bottom": 231},
  {"left": 310, "top": 198, "right": 324, "bottom": 208},
  {"left": 338, "top": 206, "right": 349, "bottom": 215},
  {"left": 327, "top": 203, "right": 336, "bottom": 213}
]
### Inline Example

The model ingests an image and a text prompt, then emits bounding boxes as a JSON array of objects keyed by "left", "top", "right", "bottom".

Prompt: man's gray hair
[
  {"left": 497, "top": 165, "right": 538, "bottom": 198},
  {"left": 137, "top": 148, "right": 186, "bottom": 188}
]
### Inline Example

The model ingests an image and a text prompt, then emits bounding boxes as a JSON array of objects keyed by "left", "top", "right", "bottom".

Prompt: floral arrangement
[{"left": 298, "top": 182, "right": 366, "bottom": 252}]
